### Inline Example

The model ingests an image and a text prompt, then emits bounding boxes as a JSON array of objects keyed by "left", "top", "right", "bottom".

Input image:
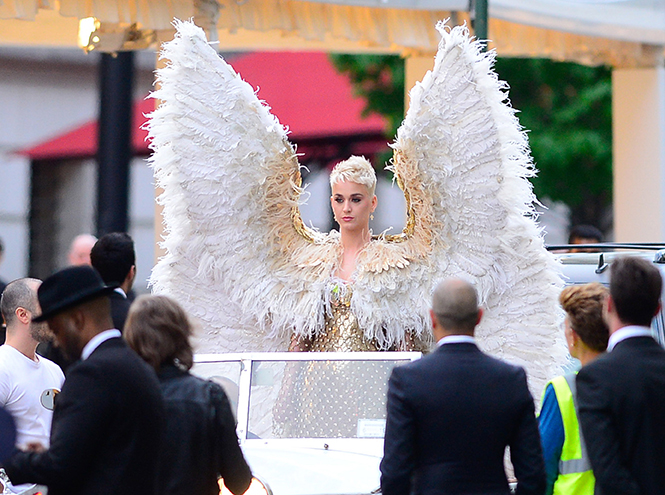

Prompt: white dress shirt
[
  {"left": 436, "top": 335, "right": 476, "bottom": 347},
  {"left": 81, "top": 329, "right": 122, "bottom": 360},
  {"left": 607, "top": 325, "right": 653, "bottom": 352}
]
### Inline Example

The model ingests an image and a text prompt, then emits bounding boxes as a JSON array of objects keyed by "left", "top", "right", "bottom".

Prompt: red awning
[
  {"left": 21, "top": 99, "right": 152, "bottom": 160},
  {"left": 19, "top": 51, "right": 388, "bottom": 161},
  {"left": 232, "top": 51, "right": 387, "bottom": 139}
]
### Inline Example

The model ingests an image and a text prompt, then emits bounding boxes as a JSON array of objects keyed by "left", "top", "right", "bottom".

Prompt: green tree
[
  {"left": 495, "top": 58, "right": 612, "bottom": 228},
  {"left": 330, "top": 54, "right": 405, "bottom": 136},
  {"left": 331, "top": 54, "right": 613, "bottom": 229}
]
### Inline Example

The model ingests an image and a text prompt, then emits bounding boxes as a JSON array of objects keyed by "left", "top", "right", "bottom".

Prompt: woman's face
[{"left": 331, "top": 180, "right": 377, "bottom": 233}]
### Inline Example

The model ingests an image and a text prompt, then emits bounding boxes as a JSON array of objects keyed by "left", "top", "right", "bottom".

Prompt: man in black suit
[
  {"left": 380, "top": 278, "right": 545, "bottom": 495},
  {"left": 577, "top": 256, "right": 665, "bottom": 495},
  {"left": 90, "top": 232, "right": 136, "bottom": 331},
  {"left": 3, "top": 266, "right": 164, "bottom": 495},
  {"left": 36, "top": 233, "right": 136, "bottom": 372}
]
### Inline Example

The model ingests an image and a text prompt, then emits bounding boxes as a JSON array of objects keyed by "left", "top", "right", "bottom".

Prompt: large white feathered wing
[
  {"left": 391, "top": 23, "right": 567, "bottom": 394},
  {"left": 147, "top": 20, "right": 335, "bottom": 353},
  {"left": 148, "top": 19, "right": 566, "bottom": 395}
]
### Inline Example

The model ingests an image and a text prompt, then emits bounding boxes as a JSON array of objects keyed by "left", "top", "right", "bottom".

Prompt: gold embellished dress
[
  {"left": 308, "top": 280, "right": 379, "bottom": 352},
  {"left": 274, "top": 280, "right": 391, "bottom": 438}
]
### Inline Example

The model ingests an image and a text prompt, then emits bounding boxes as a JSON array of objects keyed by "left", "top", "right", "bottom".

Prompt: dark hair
[
  {"left": 610, "top": 257, "right": 662, "bottom": 327},
  {"left": 568, "top": 225, "right": 603, "bottom": 244},
  {"left": 90, "top": 233, "right": 135, "bottom": 285},
  {"left": 1, "top": 278, "right": 40, "bottom": 326},
  {"left": 559, "top": 283, "right": 609, "bottom": 352},
  {"left": 124, "top": 294, "right": 193, "bottom": 372}
]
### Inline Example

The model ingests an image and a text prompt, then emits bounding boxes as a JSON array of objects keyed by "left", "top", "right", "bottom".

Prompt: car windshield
[
  {"left": 250, "top": 359, "right": 397, "bottom": 439},
  {"left": 190, "top": 360, "right": 243, "bottom": 416},
  {"left": 192, "top": 353, "right": 417, "bottom": 440}
]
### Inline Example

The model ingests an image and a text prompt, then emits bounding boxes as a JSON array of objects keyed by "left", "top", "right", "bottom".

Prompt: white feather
[
  {"left": 147, "top": 20, "right": 566, "bottom": 397},
  {"left": 392, "top": 22, "right": 567, "bottom": 394}
]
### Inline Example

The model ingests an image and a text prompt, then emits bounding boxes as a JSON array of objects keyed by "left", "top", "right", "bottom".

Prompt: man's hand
[{"left": 24, "top": 443, "right": 46, "bottom": 454}]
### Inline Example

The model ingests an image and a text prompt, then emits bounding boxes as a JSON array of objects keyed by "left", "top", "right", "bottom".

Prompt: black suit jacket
[
  {"left": 577, "top": 335, "right": 665, "bottom": 495},
  {"left": 109, "top": 291, "right": 132, "bottom": 332},
  {"left": 5, "top": 337, "right": 165, "bottom": 495},
  {"left": 380, "top": 342, "right": 545, "bottom": 495}
]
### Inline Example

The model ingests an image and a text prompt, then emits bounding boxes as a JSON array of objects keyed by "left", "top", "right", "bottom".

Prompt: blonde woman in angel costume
[
  {"left": 282, "top": 156, "right": 395, "bottom": 437},
  {"left": 289, "top": 156, "right": 417, "bottom": 353},
  {"left": 147, "top": 20, "right": 569, "bottom": 401}
]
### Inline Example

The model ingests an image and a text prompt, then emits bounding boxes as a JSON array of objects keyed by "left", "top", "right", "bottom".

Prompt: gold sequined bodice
[{"left": 308, "top": 282, "right": 379, "bottom": 352}]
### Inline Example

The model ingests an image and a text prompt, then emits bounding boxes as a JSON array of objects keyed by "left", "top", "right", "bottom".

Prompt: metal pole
[
  {"left": 96, "top": 51, "right": 134, "bottom": 236},
  {"left": 473, "top": 0, "right": 489, "bottom": 49}
]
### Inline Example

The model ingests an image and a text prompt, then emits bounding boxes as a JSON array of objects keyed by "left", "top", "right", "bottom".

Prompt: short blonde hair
[{"left": 329, "top": 156, "right": 377, "bottom": 196}]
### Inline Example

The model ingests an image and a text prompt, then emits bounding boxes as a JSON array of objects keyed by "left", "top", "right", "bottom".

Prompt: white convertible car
[
  {"left": 554, "top": 246, "right": 665, "bottom": 346},
  {"left": 192, "top": 351, "right": 421, "bottom": 495}
]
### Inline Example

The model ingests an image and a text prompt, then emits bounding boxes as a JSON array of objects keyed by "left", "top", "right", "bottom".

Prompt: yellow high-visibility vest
[{"left": 547, "top": 373, "right": 595, "bottom": 495}]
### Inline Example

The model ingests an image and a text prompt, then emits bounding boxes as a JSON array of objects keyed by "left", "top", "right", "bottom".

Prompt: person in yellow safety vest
[{"left": 538, "top": 283, "right": 610, "bottom": 495}]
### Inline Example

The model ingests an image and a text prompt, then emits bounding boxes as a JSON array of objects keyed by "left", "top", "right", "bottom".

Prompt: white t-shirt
[{"left": 0, "top": 344, "right": 65, "bottom": 449}]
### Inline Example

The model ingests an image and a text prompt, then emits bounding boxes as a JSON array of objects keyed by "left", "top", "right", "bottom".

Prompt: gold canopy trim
[{"left": 0, "top": 0, "right": 663, "bottom": 67}]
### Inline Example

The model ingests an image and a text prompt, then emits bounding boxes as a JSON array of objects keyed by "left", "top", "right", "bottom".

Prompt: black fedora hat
[{"left": 33, "top": 266, "right": 117, "bottom": 322}]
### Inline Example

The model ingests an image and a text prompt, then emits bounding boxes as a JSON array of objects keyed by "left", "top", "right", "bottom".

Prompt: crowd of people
[
  {"left": 381, "top": 256, "right": 665, "bottom": 495},
  {"left": 0, "top": 233, "right": 252, "bottom": 495},
  {"left": 0, "top": 231, "right": 664, "bottom": 495},
  {"left": 2, "top": 16, "right": 649, "bottom": 493}
]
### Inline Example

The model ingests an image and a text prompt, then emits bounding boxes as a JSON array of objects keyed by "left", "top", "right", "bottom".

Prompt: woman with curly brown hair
[{"left": 539, "top": 283, "right": 610, "bottom": 495}]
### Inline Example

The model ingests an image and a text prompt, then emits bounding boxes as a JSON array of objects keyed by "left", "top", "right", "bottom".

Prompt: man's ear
[
  {"left": 429, "top": 309, "right": 438, "bottom": 329},
  {"left": 128, "top": 265, "right": 137, "bottom": 283},
  {"left": 122, "top": 265, "right": 137, "bottom": 291},
  {"left": 605, "top": 294, "right": 614, "bottom": 314},
  {"left": 70, "top": 308, "right": 86, "bottom": 332},
  {"left": 476, "top": 308, "right": 484, "bottom": 326},
  {"left": 15, "top": 307, "right": 30, "bottom": 325},
  {"left": 429, "top": 308, "right": 442, "bottom": 341}
]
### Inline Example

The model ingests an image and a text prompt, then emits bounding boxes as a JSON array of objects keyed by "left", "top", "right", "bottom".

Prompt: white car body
[
  {"left": 192, "top": 351, "right": 421, "bottom": 495},
  {"left": 556, "top": 248, "right": 665, "bottom": 346}
]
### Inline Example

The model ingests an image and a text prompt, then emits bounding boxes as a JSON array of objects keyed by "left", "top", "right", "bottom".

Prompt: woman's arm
[
  {"left": 288, "top": 334, "right": 310, "bottom": 352},
  {"left": 391, "top": 331, "right": 418, "bottom": 352}
]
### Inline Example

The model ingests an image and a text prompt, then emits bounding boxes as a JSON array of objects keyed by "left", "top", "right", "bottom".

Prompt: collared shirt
[
  {"left": 114, "top": 287, "right": 127, "bottom": 299},
  {"left": 607, "top": 325, "right": 653, "bottom": 352},
  {"left": 81, "top": 329, "right": 121, "bottom": 360},
  {"left": 436, "top": 334, "right": 476, "bottom": 347}
]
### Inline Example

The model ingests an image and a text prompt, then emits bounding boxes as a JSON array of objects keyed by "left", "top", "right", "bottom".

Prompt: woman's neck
[
  {"left": 336, "top": 228, "right": 371, "bottom": 281},
  {"left": 340, "top": 227, "right": 371, "bottom": 251},
  {"left": 578, "top": 347, "right": 602, "bottom": 367}
]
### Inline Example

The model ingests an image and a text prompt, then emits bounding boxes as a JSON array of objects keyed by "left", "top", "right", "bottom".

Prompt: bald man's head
[
  {"left": 1, "top": 278, "right": 41, "bottom": 327},
  {"left": 431, "top": 279, "right": 480, "bottom": 336},
  {"left": 68, "top": 234, "right": 97, "bottom": 266}
]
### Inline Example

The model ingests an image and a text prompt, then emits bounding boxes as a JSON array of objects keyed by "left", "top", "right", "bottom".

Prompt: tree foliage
[
  {"left": 330, "top": 53, "right": 613, "bottom": 228},
  {"left": 330, "top": 54, "right": 405, "bottom": 137},
  {"left": 495, "top": 58, "right": 612, "bottom": 227}
]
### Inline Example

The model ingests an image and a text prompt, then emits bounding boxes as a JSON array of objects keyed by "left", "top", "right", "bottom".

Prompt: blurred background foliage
[{"left": 330, "top": 53, "right": 613, "bottom": 230}]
